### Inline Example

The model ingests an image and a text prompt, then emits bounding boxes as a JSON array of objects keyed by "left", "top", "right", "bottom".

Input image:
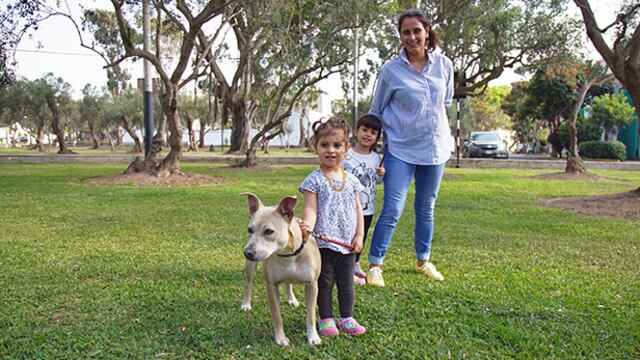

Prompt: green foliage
[
  {"left": 0, "top": 78, "right": 49, "bottom": 129},
  {"left": 0, "top": 164, "right": 639, "bottom": 358},
  {"left": 590, "top": 93, "right": 635, "bottom": 132},
  {"left": 579, "top": 140, "right": 627, "bottom": 161},
  {"left": 469, "top": 85, "right": 513, "bottom": 131},
  {"left": 0, "top": 1, "right": 45, "bottom": 87},
  {"left": 558, "top": 115, "right": 602, "bottom": 147},
  {"left": 502, "top": 81, "right": 540, "bottom": 145},
  {"left": 429, "top": 0, "right": 582, "bottom": 95}
]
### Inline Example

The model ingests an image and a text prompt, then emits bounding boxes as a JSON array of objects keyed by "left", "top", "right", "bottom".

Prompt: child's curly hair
[{"left": 310, "top": 117, "right": 351, "bottom": 149}]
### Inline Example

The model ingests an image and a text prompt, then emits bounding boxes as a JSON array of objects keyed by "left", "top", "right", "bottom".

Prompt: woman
[{"left": 366, "top": 9, "right": 454, "bottom": 286}]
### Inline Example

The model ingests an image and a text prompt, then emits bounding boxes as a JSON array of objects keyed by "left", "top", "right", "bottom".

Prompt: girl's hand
[
  {"left": 352, "top": 236, "right": 363, "bottom": 253},
  {"left": 375, "top": 166, "right": 385, "bottom": 177},
  {"left": 299, "top": 219, "right": 311, "bottom": 237}
]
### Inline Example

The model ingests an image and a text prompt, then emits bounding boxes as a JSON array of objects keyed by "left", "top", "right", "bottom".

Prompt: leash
[
  {"left": 277, "top": 230, "right": 355, "bottom": 257},
  {"left": 309, "top": 230, "right": 355, "bottom": 251}
]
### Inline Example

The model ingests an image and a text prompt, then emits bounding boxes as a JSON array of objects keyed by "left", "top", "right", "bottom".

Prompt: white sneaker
[
  {"left": 417, "top": 262, "right": 444, "bottom": 281},
  {"left": 366, "top": 267, "right": 385, "bottom": 287}
]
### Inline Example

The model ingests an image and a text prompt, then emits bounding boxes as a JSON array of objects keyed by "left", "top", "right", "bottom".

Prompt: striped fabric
[{"left": 370, "top": 48, "right": 455, "bottom": 165}]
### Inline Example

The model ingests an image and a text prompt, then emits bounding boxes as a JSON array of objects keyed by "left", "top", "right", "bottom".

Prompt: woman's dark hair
[
  {"left": 397, "top": 9, "right": 440, "bottom": 52},
  {"left": 356, "top": 114, "right": 382, "bottom": 141},
  {"left": 310, "top": 117, "right": 351, "bottom": 148}
]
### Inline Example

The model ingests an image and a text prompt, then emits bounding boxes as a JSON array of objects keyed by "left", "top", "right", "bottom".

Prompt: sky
[{"left": 10, "top": 0, "right": 624, "bottom": 100}]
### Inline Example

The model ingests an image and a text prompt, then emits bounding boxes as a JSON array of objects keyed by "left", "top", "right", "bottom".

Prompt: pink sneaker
[
  {"left": 354, "top": 262, "right": 367, "bottom": 278},
  {"left": 354, "top": 275, "right": 366, "bottom": 286},
  {"left": 337, "top": 317, "right": 366, "bottom": 336},
  {"left": 318, "top": 318, "right": 339, "bottom": 337}
]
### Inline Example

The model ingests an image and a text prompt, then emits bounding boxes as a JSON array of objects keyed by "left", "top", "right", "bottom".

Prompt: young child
[
  {"left": 299, "top": 117, "right": 367, "bottom": 337},
  {"left": 343, "top": 115, "right": 385, "bottom": 285}
]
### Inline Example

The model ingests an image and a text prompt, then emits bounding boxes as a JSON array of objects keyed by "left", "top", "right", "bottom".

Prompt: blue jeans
[{"left": 368, "top": 150, "right": 446, "bottom": 266}]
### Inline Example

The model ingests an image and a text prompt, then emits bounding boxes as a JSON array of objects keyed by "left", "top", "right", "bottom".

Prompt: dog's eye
[
  {"left": 247, "top": 227, "right": 254, "bottom": 234},
  {"left": 264, "top": 229, "right": 274, "bottom": 235}
]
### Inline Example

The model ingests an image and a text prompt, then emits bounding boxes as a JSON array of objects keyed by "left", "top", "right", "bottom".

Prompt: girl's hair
[
  {"left": 397, "top": 9, "right": 440, "bottom": 52},
  {"left": 310, "top": 117, "right": 350, "bottom": 148},
  {"left": 356, "top": 115, "right": 382, "bottom": 141}
]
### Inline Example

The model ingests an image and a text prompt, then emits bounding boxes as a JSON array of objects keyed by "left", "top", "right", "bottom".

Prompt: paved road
[{"left": 1, "top": 153, "right": 639, "bottom": 170}]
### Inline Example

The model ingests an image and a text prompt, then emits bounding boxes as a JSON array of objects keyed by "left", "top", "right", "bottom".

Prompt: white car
[{"left": 463, "top": 131, "right": 509, "bottom": 159}]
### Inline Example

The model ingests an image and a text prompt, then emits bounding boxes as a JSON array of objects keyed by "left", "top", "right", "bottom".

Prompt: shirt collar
[{"left": 399, "top": 48, "right": 434, "bottom": 70}]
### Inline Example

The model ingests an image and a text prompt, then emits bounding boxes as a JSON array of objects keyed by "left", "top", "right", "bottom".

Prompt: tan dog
[{"left": 240, "top": 193, "right": 322, "bottom": 346}]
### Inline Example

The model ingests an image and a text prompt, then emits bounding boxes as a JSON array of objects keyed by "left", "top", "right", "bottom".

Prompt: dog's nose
[{"left": 244, "top": 249, "right": 257, "bottom": 261}]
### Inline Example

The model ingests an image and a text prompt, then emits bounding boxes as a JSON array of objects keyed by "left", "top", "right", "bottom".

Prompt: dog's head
[{"left": 241, "top": 193, "right": 297, "bottom": 261}]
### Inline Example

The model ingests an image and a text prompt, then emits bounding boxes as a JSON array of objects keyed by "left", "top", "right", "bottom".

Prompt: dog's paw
[
  {"left": 287, "top": 298, "right": 300, "bottom": 308},
  {"left": 240, "top": 303, "right": 252, "bottom": 311},
  {"left": 275, "top": 336, "right": 291, "bottom": 347},
  {"left": 307, "top": 333, "right": 321, "bottom": 346}
]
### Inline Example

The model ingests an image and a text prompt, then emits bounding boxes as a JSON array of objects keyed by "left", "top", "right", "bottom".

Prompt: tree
[
  {"left": 199, "top": 1, "right": 388, "bottom": 166},
  {"left": 502, "top": 81, "right": 545, "bottom": 153},
  {"left": 592, "top": 93, "right": 636, "bottom": 140},
  {"left": 524, "top": 68, "right": 579, "bottom": 156},
  {"left": 469, "top": 85, "right": 512, "bottom": 131},
  {"left": 563, "top": 62, "right": 614, "bottom": 173},
  {"left": 79, "top": 84, "right": 105, "bottom": 149},
  {"left": 39, "top": 73, "right": 75, "bottom": 154},
  {"left": 0, "top": 1, "right": 45, "bottom": 88},
  {"left": 178, "top": 92, "right": 208, "bottom": 152},
  {"left": 0, "top": 78, "right": 49, "bottom": 151},
  {"left": 574, "top": 0, "right": 640, "bottom": 128},
  {"left": 110, "top": 89, "right": 144, "bottom": 153},
  {"left": 103, "top": 1, "right": 227, "bottom": 176}
]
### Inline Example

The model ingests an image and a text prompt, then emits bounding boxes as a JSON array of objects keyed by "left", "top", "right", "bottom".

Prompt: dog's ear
[
  {"left": 276, "top": 196, "right": 297, "bottom": 221},
  {"left": 241, "top": 192, "right": 263, "bottom": 215}
]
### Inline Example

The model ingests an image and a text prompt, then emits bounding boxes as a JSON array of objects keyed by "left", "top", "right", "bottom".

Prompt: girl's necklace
[{"left": 322, "top": 167, "right": 346, "bottom": 192}]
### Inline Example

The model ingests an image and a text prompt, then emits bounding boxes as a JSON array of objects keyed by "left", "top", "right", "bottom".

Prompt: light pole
[
  {"left": 142, "top": 0, "right": 153, "bottom": 158},
  {"left": 352, "top": 16, "right": 359, "bottom": 131},
  {"left": 453, "top": 73, "right": 467, "bottom": 168}
]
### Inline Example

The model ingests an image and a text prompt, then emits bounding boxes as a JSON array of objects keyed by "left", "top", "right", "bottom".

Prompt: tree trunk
[
  {"left": 121, "top": 115, "right": 142, "bottom": 153},
  {"left": 229, "top": 101, "right": 250, "bottom": 154},
  {"left": 47, "top": 99, "right": 74, "bottom": 154},
  {"left": 35, "top": 126, "right": 45, "bottom": 152},
  {"left": 105, "top": 128, "right": 115, "bottom": 152},
  {"left": 116, "top": 127, "right": 123, "bottom": 147},
  {"left": 185, "top": 114, "right": 197, "bottom": 152},
  {"left": 198, "top": 123, "right": 206, "bottom": 149},
  {"left": 124, "top": 96, "right": 168, "bottom": 175},
  {"left": 157, "top": 90, "right": 182, "bottom": 176},
  {"left": 88, "top": 121, "right": 100, "bottom": 149},
  {"left": 298, "top": 107, "right": 307, "bottom": 148},
  {"left": 238, "top": 146, "right": 259, "bottom": 167},
  {"left": 565, "top": 120, "right": 585, "bottom": 173}
]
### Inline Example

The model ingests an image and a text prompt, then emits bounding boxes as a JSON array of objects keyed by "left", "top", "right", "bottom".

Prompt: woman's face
[{"left": 399, "top": 16, "right": 428, "bottom": 58}]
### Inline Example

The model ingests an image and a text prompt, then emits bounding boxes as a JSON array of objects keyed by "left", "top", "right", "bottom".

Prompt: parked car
[{"left": 463, "top": 131, "right": 509, "bottom": 159}]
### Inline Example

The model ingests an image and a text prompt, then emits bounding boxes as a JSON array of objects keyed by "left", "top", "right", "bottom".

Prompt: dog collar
[{"left": 277, "top": 231, "right": 308, "bottom": 258}]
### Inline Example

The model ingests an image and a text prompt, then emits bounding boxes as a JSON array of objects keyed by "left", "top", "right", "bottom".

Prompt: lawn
[{"left": 0, "top": 164, "right": 638, "bottom": 359}]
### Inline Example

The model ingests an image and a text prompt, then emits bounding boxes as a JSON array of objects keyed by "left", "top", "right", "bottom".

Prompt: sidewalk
[{"left": 1, "top": 153, "right": 639, "bottom": 170}]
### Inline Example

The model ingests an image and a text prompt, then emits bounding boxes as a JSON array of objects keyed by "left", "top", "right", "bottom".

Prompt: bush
[
  {"left": 558, "top": 116, "right": 602, "bottom": 147},
  {"left": 579, "top": 141, "right": 626, "bottom": 161}
]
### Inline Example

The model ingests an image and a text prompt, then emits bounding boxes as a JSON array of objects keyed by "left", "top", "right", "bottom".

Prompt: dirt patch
[
  {"left": 530, "top": 171, "right": 603, "bottom": 181},
  {"left": 86, "top": 172, "right": 229, "bottom": 186},
  {"left": 209, "top": 164, "right": 282, "bottom": 172},
  {"left": 538, "top": 189, "right": 640, "bottom": 220}
]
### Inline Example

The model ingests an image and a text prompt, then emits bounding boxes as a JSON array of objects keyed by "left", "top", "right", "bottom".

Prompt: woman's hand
[{"left": 375, "top": 166, "right": 385, "bottom": 177}]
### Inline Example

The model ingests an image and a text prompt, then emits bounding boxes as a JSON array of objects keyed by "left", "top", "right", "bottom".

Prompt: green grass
[{"left": 0, "top": 164, "right": 638, "bottom": 359}]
